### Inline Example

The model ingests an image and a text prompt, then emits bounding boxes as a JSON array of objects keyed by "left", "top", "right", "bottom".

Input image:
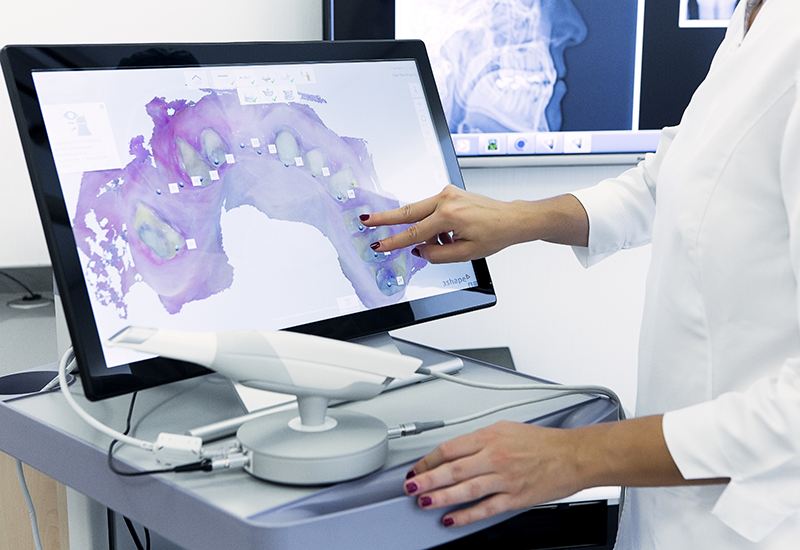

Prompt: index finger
[
  {"left": 367, "top": 221, "right": 439, "bottom": 254},
  {"left": 361, "top": 193, "right": 440, "bottom": 228},
  {"left": 363, "top": 200, "right": 447, "bottom": 253}
]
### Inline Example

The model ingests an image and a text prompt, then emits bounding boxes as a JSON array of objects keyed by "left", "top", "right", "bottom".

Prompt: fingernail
[
  {"left": 411, "top": 248, "right": 420, "bottom": 257},
  {"left": 406, "top": 470, "right": 416, "bottom": 479},
  {"left": 370, "top": 242, "right": 380, "bottom": 251},
  {"left": 405, "top": 481, "right": 419, "bottom": 494},
  {"left": 359, "top": 214, "right": 370, "bottom": 221},
  {"left": 420, "top": 496, "right": 432, "bottom": 508},
  {"left": 443, "top": 517, "right": 455, "bottom": 527}
]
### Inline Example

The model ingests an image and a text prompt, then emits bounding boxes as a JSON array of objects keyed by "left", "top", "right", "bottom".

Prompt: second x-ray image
[
  {"left": 680, "top": 0, "right": 739, "bottom": 27},
  {"left": 398, "top": 0, "right": 588, "bottom": 134}
]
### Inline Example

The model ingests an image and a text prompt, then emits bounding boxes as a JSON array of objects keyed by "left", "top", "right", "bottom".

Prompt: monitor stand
[{"left": 352, "top": 332, "right": 464, "bottom": 392}]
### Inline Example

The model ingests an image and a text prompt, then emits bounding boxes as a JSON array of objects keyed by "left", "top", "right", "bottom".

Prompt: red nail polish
[
  {"left": 370, "top": 242, "right": 380, "bottom": 250},
  {"left": 406, "top": 470, "right": 416, "bottom": 479},
  {"left": 411, "top": 248, "right": 420, "bottom": 257},
  {"left": 420, "top": 496, "right": 432, "bottom": 507},
  {"left": 405, "top": 481, "right": 419, "bottom": 494},
  {"left": 443, "top": 517, "right": 455, "bottom": 527},
  {"left": 359, "top": 214, "right": 370, "bottom": 221}
]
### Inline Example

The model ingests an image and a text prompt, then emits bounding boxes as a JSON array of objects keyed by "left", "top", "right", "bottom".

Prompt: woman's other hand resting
[
  {"left": 403, "top": 416, "right": 728, "bottom": 528},
  {"left": 403, "top": 422, "right": 585, "bottom": 527}
]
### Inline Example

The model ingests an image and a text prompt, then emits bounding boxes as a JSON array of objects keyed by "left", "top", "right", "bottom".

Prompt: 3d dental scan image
[
  {"left": 26, "top": 54, "right": 486, "bottom": 373},
  {"left": 70, "top": 89, "right": 425, "bottom": 316}
]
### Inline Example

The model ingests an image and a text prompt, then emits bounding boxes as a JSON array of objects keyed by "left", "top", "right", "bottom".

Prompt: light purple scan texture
[{"left": 72, "top": 91, "right": 427, "bottom": 317}]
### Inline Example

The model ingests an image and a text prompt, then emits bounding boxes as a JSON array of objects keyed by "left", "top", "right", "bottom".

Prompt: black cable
[
  {"left": 103, "top": 391, "right": 151, "bottom": 550},
  {"left": 108, "top": 440, "right": 211, "bottom": 475},
  {"left": 106, "top": 392, "right": 213, "bottom": 476},
  {"left": 0, "top": 270, "right": 42, "bottom": 301},
  {"left": 122, "top": 516, "right": 152, "bottom": 550},
  {"left": 123, "top": 391, "right": 138, "bottom": 434},
  {"left": 123, "top": 516, "right": 145, "bottom": 550},
  {"left": 107, "top": 509, "right": 117, "bottom": 550},
  {"left": 107, "top": 392, "right": 166, "bottom": 476}
]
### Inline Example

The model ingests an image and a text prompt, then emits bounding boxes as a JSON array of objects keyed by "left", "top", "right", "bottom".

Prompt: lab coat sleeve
[
  {"left": 570, "top": 0, "right": 741, "bottom": 269},
  {"left": 662, "top": 79, "right": 800, "bottom": 542},
  {"left": 569, "top": 126, "right": 677, "bottom": 268}
]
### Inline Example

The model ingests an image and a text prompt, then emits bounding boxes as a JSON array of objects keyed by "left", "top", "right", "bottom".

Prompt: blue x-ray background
[
  {"left": 559, "top": 0, "right": 727, "bottom": 131},
  {"left": 639, "top": 1, "right": 727, "bottom": 129},
  {"left": 559, "top": 0, "right": 639, "bottom": 132}
]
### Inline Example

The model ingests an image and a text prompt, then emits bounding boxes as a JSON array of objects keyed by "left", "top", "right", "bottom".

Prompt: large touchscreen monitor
[{"left": 2, "top": 41, "right": 495, "bottom": 400}]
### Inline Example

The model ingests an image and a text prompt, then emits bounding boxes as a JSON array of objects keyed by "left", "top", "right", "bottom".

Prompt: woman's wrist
[
  {"left": 568, "top": 415, "right": 685, "bottom": 489},
  {"left": 514, "top": 194, "right": 589, "bottom": 248}
]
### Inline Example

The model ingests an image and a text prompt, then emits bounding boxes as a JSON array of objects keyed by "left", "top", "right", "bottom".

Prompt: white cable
[
  {"left": 390, "top": 372, "right": 626, "bottom": 439},
  {"left": 442, "top": 391, "right": 595, "bottom": 427},
  {"left": 390, "top": 389, "right": 616, "bottom": 439},
  {"left": 58, "top": 348, "right": 154, "bottom": 451},
  {"left": 418, "top": 367, "right": 625, "bottom": 420},
  {"left": 14, "top": 458, "right": 44, "bottom": 550}
]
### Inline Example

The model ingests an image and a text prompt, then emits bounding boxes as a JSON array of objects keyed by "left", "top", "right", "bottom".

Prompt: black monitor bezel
[{"left": 1, "top": 40, "right": 496, "bottom": 401}]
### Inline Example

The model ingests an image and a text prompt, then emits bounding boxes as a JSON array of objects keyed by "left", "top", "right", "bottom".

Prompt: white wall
[
  {"left": 0, "top": 0, "right": 322, "bottom": 268},
  {"left": 394, "top": 163, "right": 651, "bottom": 412}
]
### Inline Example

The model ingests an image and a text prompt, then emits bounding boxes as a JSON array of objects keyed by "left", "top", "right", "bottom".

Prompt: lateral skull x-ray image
[{"left": 401, "top": 0, "right": 587, "bottom": 134}]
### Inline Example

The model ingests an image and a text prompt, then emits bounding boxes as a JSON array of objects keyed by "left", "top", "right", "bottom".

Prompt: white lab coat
[{"left": 571, "top": 0, "right": 800, "bottom": 547}]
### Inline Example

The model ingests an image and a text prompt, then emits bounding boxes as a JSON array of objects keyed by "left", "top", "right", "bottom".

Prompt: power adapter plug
[{"left": 153, "top": 433, "right": 203, "bottom": 466}]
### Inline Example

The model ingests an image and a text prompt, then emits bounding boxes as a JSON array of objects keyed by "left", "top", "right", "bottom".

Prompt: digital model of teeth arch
[{"left": 72, "top": 90, "right": 427, "bottom": 317}]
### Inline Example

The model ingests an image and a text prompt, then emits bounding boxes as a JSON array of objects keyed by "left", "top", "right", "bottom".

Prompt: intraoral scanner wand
[{"left": 108, "top": 327, "right": 422, "bottom": 484}]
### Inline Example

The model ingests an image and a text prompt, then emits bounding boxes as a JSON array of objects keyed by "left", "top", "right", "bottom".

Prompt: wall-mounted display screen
[{"left": 325, "top": 0, "right": 729, "bottom": 165}]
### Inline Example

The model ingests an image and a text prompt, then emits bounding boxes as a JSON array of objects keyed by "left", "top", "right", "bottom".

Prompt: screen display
[
  {"left": 395, "top": 0, "right": 657, "bottom": 159},
  {"left": 31, "top": 59, "right": 480, "bottom": 370},
  {"left": 325, "top": 0, "right": 730, "bottom": 163}
]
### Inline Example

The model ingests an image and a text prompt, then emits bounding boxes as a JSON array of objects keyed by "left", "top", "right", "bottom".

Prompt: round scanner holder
[
  {"left": 238, "top": 396, "right": 389, "bottom": 485},
  {"left": 106, "top": 327, "right": 423, "bottom": 485}
]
